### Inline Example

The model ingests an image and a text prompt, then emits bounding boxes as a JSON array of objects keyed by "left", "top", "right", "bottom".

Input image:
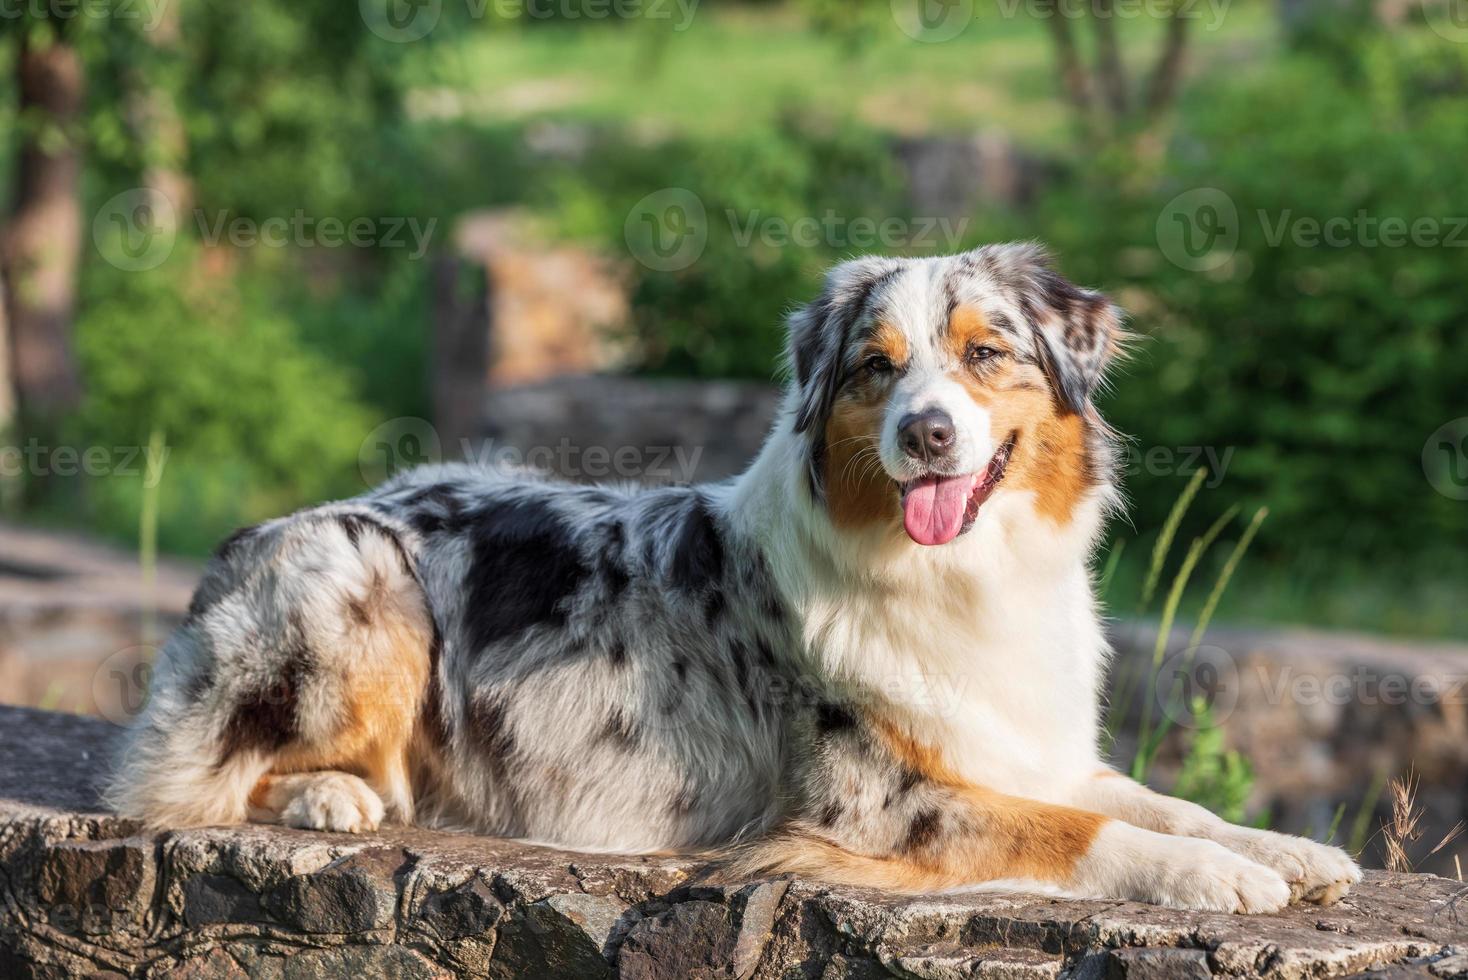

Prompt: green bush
[
  {"left": 971, "top": 34, "right": 1468, "bottom": 575},
  {"left": 69, "top": 255, "right": 376, "bottom": 553},
  {"left": 546, "top": 114, "right": 908, "bottom": 378}
]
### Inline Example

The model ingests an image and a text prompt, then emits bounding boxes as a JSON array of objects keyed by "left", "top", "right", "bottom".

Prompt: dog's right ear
[
  {"left": 787, "top": 257, "right": 899, "bottom": 437},
  {"left": 786, "top": 257, "right": 900, "bottom": 498}
]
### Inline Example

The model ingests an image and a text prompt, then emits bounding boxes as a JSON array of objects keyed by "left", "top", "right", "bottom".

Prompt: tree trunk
[
  {"left": 1034, "top": 0, "right": 1098, "bottom": 139},
  {"left": 127, "top": 0, "right": 193, "bottom": 217},
  {"left": 2, "top": 33, "right": 86, "bottom": 429},
  {"left": 1145, "top": 7, "right": 1191, "bottom": 118},
  {"left": 0, "top": 272, "right": 14, "bottom": 433},
  {"left": 1091, "top": 0, "right": 1131, "bottom": 118}
]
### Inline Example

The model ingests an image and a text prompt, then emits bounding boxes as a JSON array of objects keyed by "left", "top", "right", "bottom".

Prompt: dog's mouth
[{"left": 897, "top": 432, "right": 1017, "bottom": 547}]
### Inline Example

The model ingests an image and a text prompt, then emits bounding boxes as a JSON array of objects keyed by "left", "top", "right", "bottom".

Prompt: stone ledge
[{"left": 1, "top": 706, "right": 1465, "bottom": 979}]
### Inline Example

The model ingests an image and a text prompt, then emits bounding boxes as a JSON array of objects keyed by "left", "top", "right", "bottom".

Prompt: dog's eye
[
  {"left": 966, "top": 344, "right": 1003, "bottom": 365},
  {"left": 863, "top": 354, "right": 894, "bottom": 375}
]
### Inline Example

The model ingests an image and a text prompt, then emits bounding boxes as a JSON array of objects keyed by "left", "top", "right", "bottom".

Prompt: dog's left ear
[
  {"left": 787, "top": 256, "right": 900, "bottom": 437},
  {"left": 786, "top": 257, "right": 900, "bottom": 498},
  {"left": 1004, "top": 245, "right": 1126, "bottom": 414}
]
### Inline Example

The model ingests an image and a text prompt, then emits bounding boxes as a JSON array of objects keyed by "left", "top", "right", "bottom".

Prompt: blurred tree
[
  {"left": 1, "top": 17, "right": 87, "bottom": 431},
  {"left": 1033, "top": 0, "right": 1193, "bottom": 144},
  {"left": 0, "top": 273, "right": 13, "bottom": 433}
]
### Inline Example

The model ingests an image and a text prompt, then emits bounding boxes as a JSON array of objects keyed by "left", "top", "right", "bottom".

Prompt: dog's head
[{"left": 788, "top": 244, "right": 1125, "bottom": 546}]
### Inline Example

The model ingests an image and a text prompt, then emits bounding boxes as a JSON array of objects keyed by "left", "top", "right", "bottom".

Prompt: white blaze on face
[{"left": 879, "top": 333, "right": 999, "bottom": 546}]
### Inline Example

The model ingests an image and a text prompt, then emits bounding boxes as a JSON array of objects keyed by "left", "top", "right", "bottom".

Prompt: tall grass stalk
[
  {"left": 140, "top": 428, "right": 166, "bottom": 648},
  {"left": 1184, "top": 506, "right": 1268, "bottom": 657},
  {"left": 1324, "top": 802, "right": 1347, "bottom": 845},
  {"left": 1097, "top": 538, "right": 1127, "bottom": 601},
  {"left": 1139, "top": 468, "right": 1206, "bottom": 612},
  {"left": 1131, "top": 504, "right": 1239, "bottom": 780},
  {"left": 1349, "top": 768, "right": 1389, "bottom": 856}
]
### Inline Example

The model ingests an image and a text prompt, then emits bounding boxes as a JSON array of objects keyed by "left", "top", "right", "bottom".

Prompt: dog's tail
[{"left": 106, "top": 509, "right": 435, "bottom": 830}]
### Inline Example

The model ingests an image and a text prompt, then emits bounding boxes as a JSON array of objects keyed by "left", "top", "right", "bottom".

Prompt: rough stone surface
[
  {"left": 2, "top": 707, "right": 1466, "bottom": 978},
  {"left": 479, "top": 374, "right": 783, "bottom": 484}
]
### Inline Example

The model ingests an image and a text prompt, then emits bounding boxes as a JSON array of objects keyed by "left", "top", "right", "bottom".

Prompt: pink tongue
[{"left": 902, "top": 474, "right": 974, "bottom": 546}]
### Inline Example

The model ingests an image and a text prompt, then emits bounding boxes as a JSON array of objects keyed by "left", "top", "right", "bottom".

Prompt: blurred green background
[{"left": 1, "top": 0, "right": 1465, "bottom": 637}]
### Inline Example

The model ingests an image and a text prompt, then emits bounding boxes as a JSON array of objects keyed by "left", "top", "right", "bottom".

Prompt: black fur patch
[
  {"left": 903, "top": 808, "right": 943, "bottom": 853},
  {"left": 817, "top": 802, "right": 843, "bottom": 828},
  {"left": 183, "top": 666, "right": 213, "bottom": 703},
  {"left": 406, "top": 483, "right": 470, "bottom": 537},
  {"left": 988, "top": 310, "right": 1019, "bottom": 337},
  {"left": 467, "top": 693, "right": 517, "bottom": 764},
  {"left": 668, "top": 495, "right": 725, "bottom": 594},
  {"left": 815, "top": 701, "right": 857, "bottom": 735},
  {"left": 601, "top": 522, "right": 630, "bottom": 597},
  {"left": 599, "top": 710, "right": 642, "bottom": 750},
  {"left": 885, "top": 766, "right": 924, "bottom": 808},
  {"left": 218, "top": 638, "right": 311, "bottom": 762},
  {"left": 212, "top": 523, "right": 260, "bottom": 563},
  {"left": 421, "top": 622, "right": 449, "bottom": 746},
  {"left": 607, "top": 641, "right": 628, "bottom": 669},
  {"left": 336, "top": 513, "right": 415, "bottom": 576},
  {"left": 462, "top": 498, "right": 589, "bottom": 652},
  {"left": 188, "top": 524, "right": 261, "bottom": 621}
]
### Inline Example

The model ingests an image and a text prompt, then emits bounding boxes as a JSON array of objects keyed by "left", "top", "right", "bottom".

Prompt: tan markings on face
[
  {"left": 944, "top": 305, "right": 1095, "bottom": 526},
  {"left": 822, "top": 322, "right": 907, "bottom": 530},
  {"left": 1010, "top": 409, "right": 1093, "bottom": 525}
]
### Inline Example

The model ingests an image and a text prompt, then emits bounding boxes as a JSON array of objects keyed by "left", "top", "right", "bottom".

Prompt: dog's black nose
[{"left": 898, "top": 409, "right": 955, "bottom": 462}]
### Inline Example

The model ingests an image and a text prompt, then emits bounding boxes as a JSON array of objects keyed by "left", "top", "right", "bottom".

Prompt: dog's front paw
[
  {"left": 1084, "top": 825, "right": 1291, "bottom": 913},
  {"left": 1220, "top": 829, "right": 1361, "bottom": 905},
  {"left": 280, "top": 773, "right": 385, "bottom": 834},
  {"left": 1150, "top": 837, "right": 1292, "bottom": 914}
]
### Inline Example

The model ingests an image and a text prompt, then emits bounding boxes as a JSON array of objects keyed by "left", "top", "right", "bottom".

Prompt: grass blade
[
  {"left": 1140, "top": 468, "right": 1207, "bottom": 611},
  {"left": 1097, "top": 537, "right": 1127, "bottom": 601},
  {"left": 1185, "top": 506, "right": 1267, "bottom": 656}
]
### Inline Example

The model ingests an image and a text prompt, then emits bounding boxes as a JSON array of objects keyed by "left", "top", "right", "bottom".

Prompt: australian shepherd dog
[{"left": 109, "top": 245, "right": 1359, "bottom": 911}]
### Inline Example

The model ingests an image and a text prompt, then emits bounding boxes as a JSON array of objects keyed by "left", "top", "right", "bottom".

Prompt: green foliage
[
  {"left": 70, "top": 256, "right": 375, "bottom": 553},
  {"left": 1173, "top": 697, "right": 1259, "bottom": 826},
  {"left": 977, "top": 33, "right": 1468, "bottom": 575},
  {"left": 543, "top": 115, "right": 907, "bottom": 378}
]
